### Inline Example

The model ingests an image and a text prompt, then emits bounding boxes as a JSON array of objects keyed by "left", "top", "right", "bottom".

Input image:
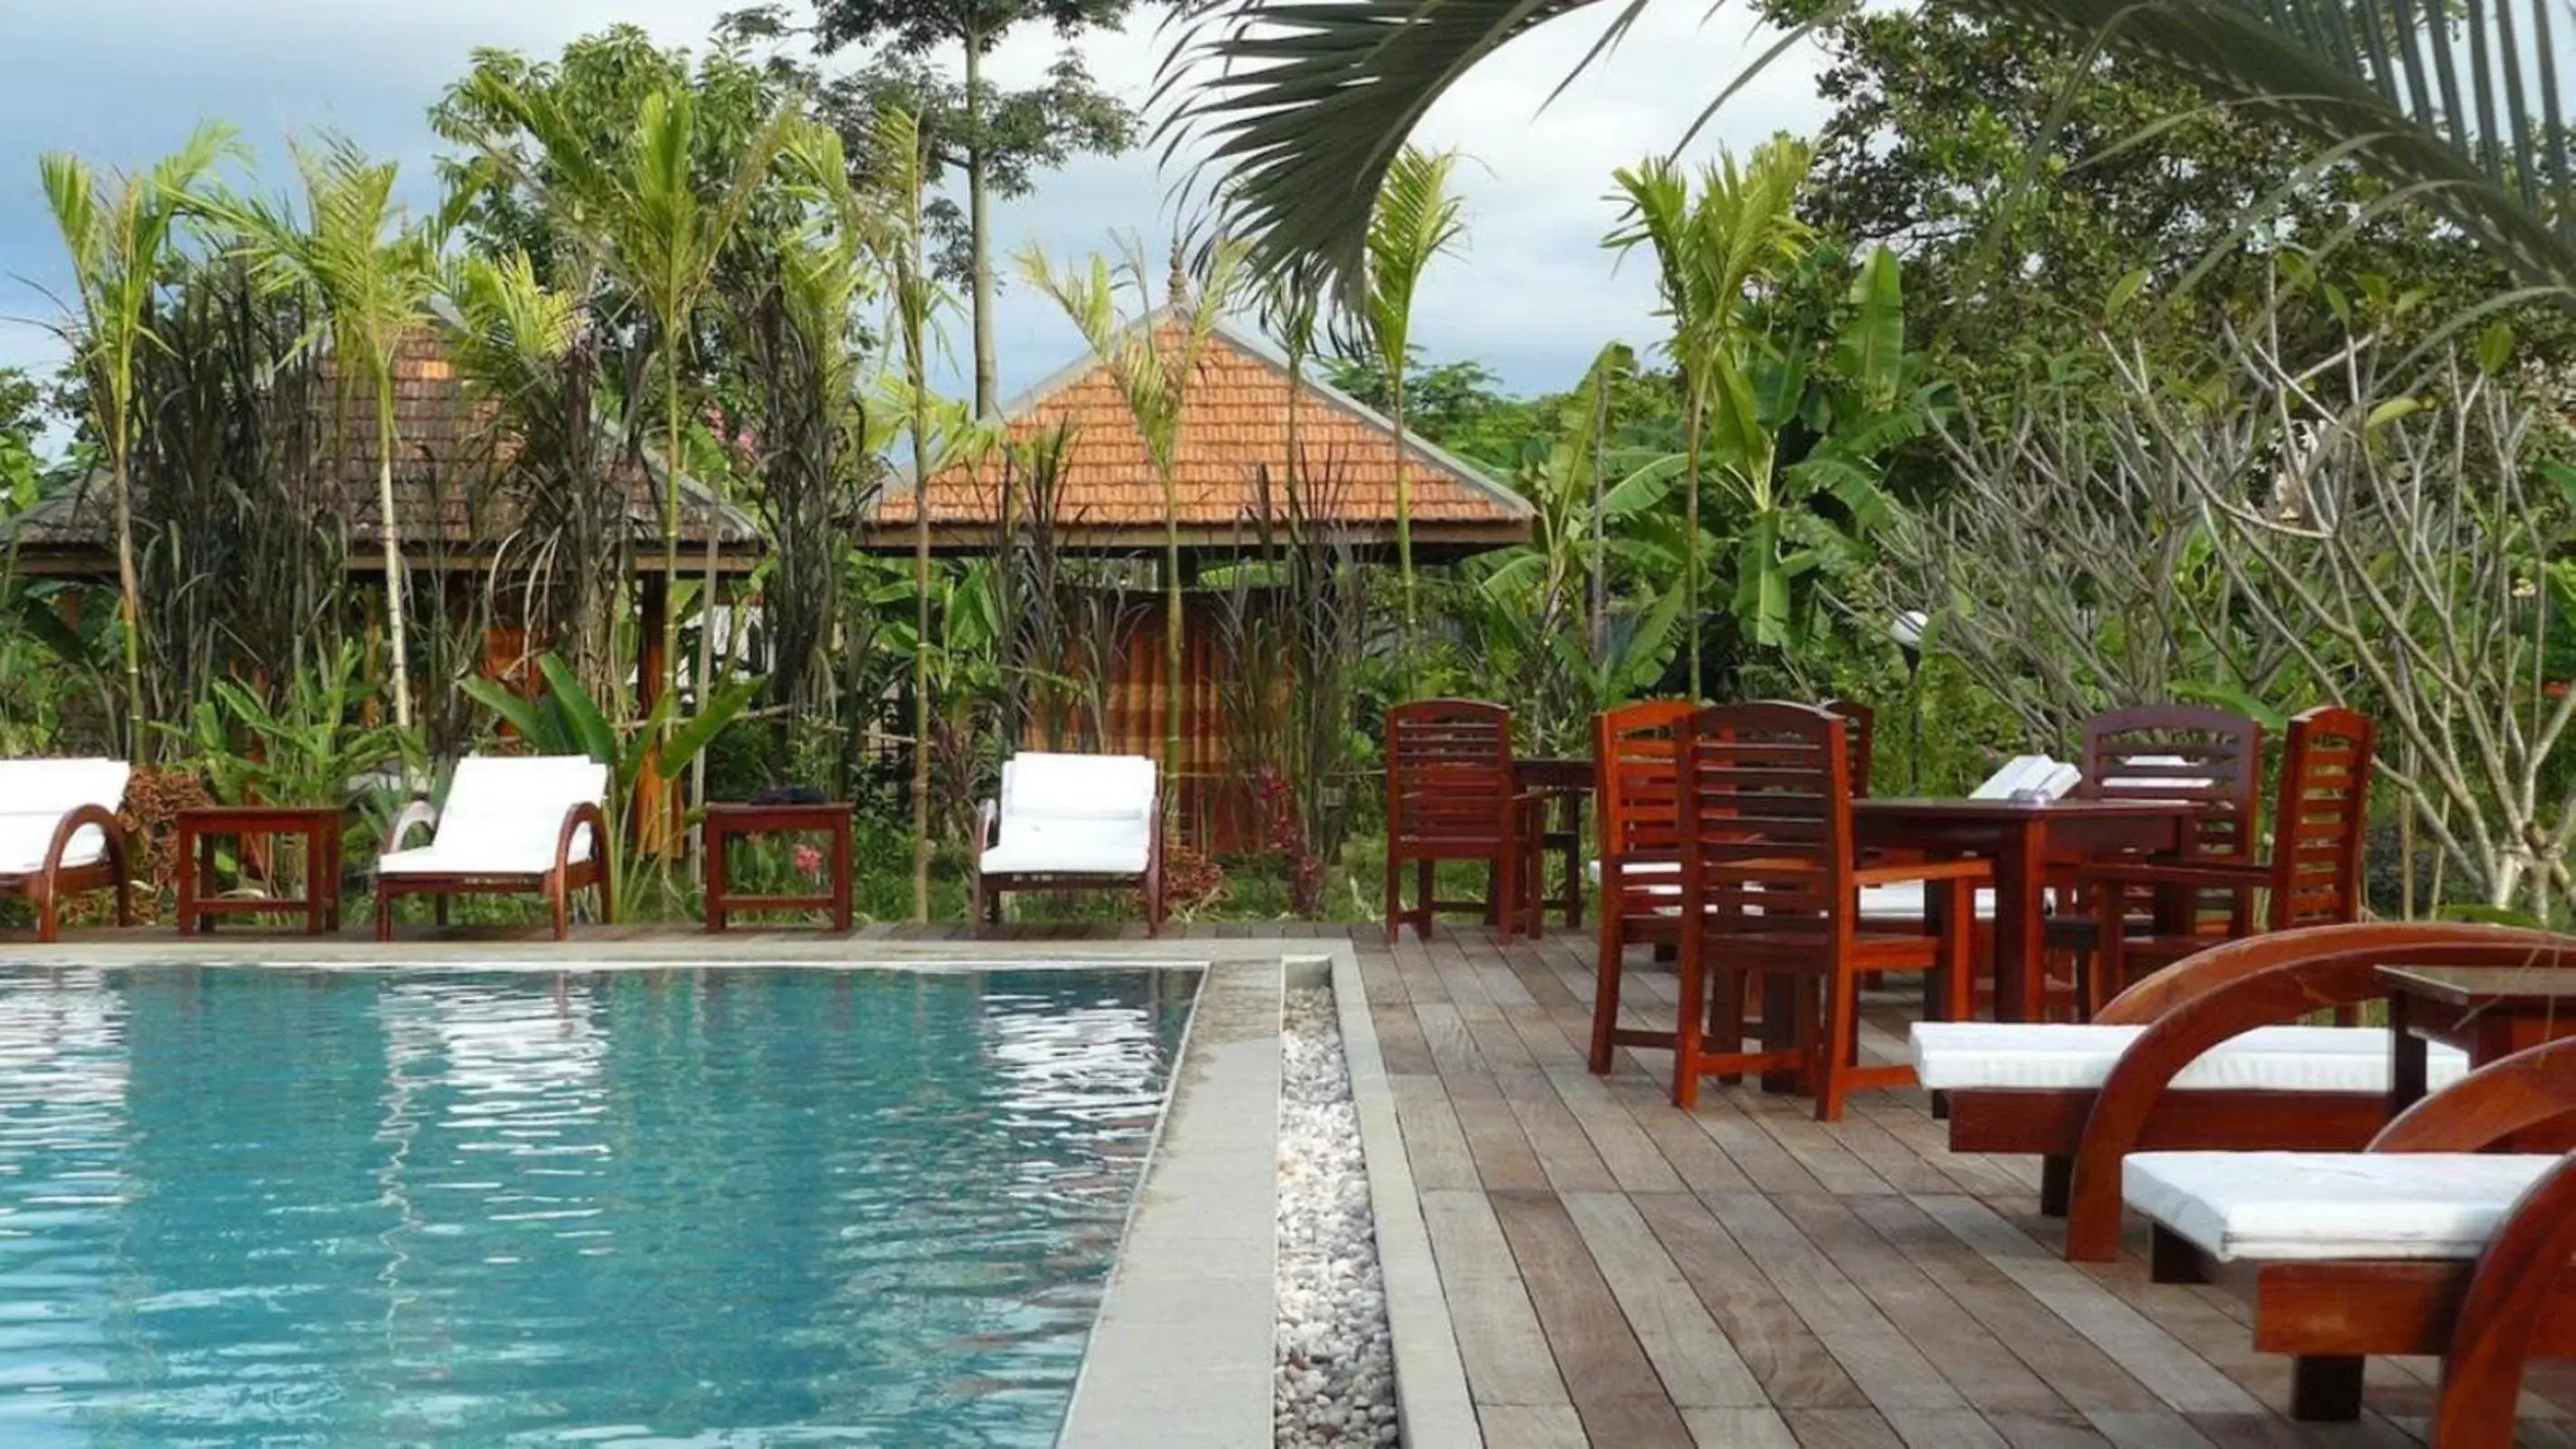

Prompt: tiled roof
[
  {"left": 4, "top": 332, "right": 755, "bottom": 566},
  {"left": 870, "top": 315, "right": 1530, "bottom": 544}
]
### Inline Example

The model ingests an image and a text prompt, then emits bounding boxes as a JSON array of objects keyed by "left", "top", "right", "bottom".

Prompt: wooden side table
[
  {"left": 176, "top": 805, "right": 345, "bottom": 936},
  {"left": 2379, "top": 964, "right": 2576, "bottom": 1115},
  {"left": 705, "top": 802, "right": 854, "bottom": 934}
]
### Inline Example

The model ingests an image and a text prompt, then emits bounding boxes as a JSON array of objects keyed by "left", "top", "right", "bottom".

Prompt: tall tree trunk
[
  {"left": 108, "top": 424, "right": 146, "bottom": 765},
  {"left": 1163, "top": 464, "right": 1185, "bottom": 841},
  {"left": 1588, "top": 375, "right": 1608, "bottom": 669},
  {"left": 965, "top": 38, "right": 997, "bottom": 420},
  {"left": 1391, "top": 372, "right": 1415, "bottom": 683},
  {"left": 375, "top": 386, "right": 416, "bottom": 749},
  {"left": 909, "top": 349, "right": 934, "bottom": 924},
  {"left": 1682, "top": 395, "right": 1702, "bottom": 701},
  {"left": 649, "top": 350, "right": 686, "bottom": 866}
]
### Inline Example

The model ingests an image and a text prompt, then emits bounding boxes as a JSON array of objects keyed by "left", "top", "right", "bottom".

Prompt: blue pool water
[{"left": 0, "top": 965, "right": 1197, "bottom": 1445}]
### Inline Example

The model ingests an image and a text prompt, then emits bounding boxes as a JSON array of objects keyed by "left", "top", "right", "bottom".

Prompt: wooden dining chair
[
  {"left": 1384, "top": 699, "right": 1543, "bottom": 944},
  {"left": 2043, "top": 704, "right": 2266, "bottom": 1012},
  {"left": 1821, "top": 698, "right": 1875, "bottom": 798},
  {"left": 2079, "top": 706, "right": 2378, "bottom": 1010},
  {"left": 1587, "top": 699, "right": 1696, "bottom": 1075},
  {"left": 1668, "top": 702, "right": 1985, "bottom": 1119}
]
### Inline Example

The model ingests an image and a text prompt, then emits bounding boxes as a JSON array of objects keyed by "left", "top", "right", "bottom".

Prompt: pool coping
[{"left": 0, "top": 936, "right": 1482, "bottom": 1447}]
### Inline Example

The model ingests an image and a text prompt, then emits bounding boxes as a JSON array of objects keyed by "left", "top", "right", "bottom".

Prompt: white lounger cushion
[
  {"left": 1910, "top": 1022, "right": 2470, "bottom": 1095},
  {"left": 0, "top": 760, "right": 130, "bottom": 875},
  {"left": 982, "top": 753, "right": 1155, "bottom": 877},
  {"left": 378, "top": 756, "right": 605, "bottom": 877},
  {"left": 2125, "top": 1151, "right": 2557, "bottom": 1262}
]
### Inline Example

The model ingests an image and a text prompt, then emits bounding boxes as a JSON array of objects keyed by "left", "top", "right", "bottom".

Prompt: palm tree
[
  {"left": 1361, "top": 147, "right": 1467, "bottom": 667},
  {"left": 457, "top": 76, "right": 803, "bottom": 849},
  {"left": 1020, "top": 235, "right": 1249, "bottom": 788},
  {"left": 40, "top": 122, "right": 236, "bottom": 762},
  {"left": 1606, "top": 140, "right": 1812, "bottom": 697},
  {"left": 212, "top": 135, "right": 440, "bottom": 749},
  {"left": 1159, "top": 0, "right": 2575, "bottom": 315},
  {"left": 820, "top": 107, "right": 950, "bottom": 924}
]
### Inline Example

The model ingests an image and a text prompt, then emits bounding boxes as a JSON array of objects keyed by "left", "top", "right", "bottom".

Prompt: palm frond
[{"left": 1164, "top": 0, "right": 2576, "bottom": 304}]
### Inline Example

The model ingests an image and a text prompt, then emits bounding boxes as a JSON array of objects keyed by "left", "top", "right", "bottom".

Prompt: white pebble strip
[{"left": 1275, "top": 987, "right": 1399, "bottom": 1446}]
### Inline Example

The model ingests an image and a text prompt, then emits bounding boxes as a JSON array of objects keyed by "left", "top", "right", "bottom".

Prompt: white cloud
[{"left": 0, "top": 0, "right": 1830, "bottom": 409}]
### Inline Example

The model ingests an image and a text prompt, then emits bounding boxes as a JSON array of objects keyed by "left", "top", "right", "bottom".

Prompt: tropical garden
[{"left": 2, "top": 0, "right": 2571, "bottom": 930}]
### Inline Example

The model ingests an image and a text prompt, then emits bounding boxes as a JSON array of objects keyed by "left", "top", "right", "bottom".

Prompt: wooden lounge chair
[
  {"left": 971, "top": 753, "right": 1161, "bottom": 936},
  {"left": 0, "top": 759, "right": 131, "bottom": 943},
  {"left": 2077, "top": 705, "right": 2377, "bottom": 1010},
  {"left": 1384, "top": 700, "right": 1543, "bottom": 944},
  {"left": 1910, "top": 920, "right": 2572, "bottom": 1262},
  {"left": 2127, "top": 1033, "right": 2576, "bottom": 1437},
  {"left": 374, "top": 756, "right": 611, "bottom": 941},
  {"left": 1662, "top": 702, "right": 1987, "bottom": 1118}
]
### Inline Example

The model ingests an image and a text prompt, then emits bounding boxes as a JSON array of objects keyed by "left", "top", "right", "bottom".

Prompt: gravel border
[{"left": 1277, "top": 985, "right": 1399, "bottom": 1446}]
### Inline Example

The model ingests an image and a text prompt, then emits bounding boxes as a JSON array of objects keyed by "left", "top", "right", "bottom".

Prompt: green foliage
[{"left": 167, "top": 641, "right": 408, "bottom": 811}]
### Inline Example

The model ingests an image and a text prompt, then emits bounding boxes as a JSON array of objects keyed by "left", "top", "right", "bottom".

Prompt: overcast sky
[{"left": 0, "top": 0, "right": 1831, "bottom": 433}]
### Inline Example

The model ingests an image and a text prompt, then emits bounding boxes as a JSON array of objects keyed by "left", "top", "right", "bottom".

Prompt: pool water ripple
[{"left": 0, "top": 965, "right": 1194, "bottom": 1445}]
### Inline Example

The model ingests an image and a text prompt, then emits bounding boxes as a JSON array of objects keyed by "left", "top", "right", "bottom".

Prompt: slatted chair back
[
  {"left": 1678, "top": 702, "right": 1853, "bottom": 949},
  {"left": 2266, "top": 706, "right": 2378, "bottom": 930},
  {"left": 1821, "top": 698, "right": 1875, "bottom": 798},
  {"left": 2078, "top": 704, "right": 2264, "bottom": 859},
  {"left": 1386, "top": 699, "right": 1515, "bottom": 851},
  {"left": 1594, "top": 700, "right": 1695, "bottom": 859}
]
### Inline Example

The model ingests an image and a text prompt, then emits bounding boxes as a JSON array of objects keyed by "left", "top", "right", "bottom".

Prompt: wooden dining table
[{"left": 1851, "top": 797, "right": 2201, "bottom": 1022}]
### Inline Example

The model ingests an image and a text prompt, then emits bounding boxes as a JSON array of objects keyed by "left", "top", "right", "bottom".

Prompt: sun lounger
[
  {"left": 373, "top": 756, "right": 610, "bottom": 940},
  {"left": 1908, "top": 920, "right": 2571, "bottom": 1261},
  {"left": 0, "top": 759, "right": 131, "bottom": 942},
  {"left": 970, "top": 753, "right": 1161, "bottom": 935},
  {"left": 2126, "top": 1033, "right": 2576, "bottom": 1437}
]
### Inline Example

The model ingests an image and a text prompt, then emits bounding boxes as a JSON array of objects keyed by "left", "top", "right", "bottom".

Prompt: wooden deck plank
[
  {"left": 1706, "top": 1189, "right": 1972, "bottom": 1415},
  {"left": 1561, "top": 1190, "right": 1767, "bottom": 1408},
  {"left": 1389, "top": 1072, "right": 1481, "bottom": 1192}
]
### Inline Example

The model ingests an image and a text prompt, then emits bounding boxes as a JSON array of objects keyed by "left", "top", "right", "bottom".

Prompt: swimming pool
[{"left": 0, "top": 964, "right": 1197, "bottom": 1445}]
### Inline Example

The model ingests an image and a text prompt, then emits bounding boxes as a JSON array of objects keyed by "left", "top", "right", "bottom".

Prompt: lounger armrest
[
  {"left": 2093, "top": 920, "right": 2562, "bottom": 1025},
  {"left": 2060, "top": 924, "right": 2576, "bottom": 1260},
  {"left": 1854, "top": 859, "right": 1990, "bottom": 887},
  {"left": 975, "top": 798, "right": 999, "bottom": 852},
  {"left": 554, "top": 801, "right": 607, "bottom": 878},
  {"left": 2371, "top": 1033, "right": 2576, "bottom": 1153},
  {"left": 386, "top": 799, "right": 439, "bottom": 854},
  {"left": 43, "top": 804, "right": 124, "bottom": 878}
]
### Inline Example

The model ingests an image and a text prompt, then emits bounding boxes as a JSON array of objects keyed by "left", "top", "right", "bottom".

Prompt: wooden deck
[{"left": 1335, "top": 922, "right": 2576, "bottom": 1448}]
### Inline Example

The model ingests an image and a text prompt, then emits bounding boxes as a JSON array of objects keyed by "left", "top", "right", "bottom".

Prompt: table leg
[
  {"left": 2387, "top": 992, "right": 2428, "bottom": 1118},
  {"left": 1560, "top": 795, "right": 1584, "bottom": 929},
  {"left": 833, "top": 815, "right": 854, "bottom": 935},
  {"left": 197, "top": 829, "right": 220, "bottom": 936},
  {"left": 304, "top": 824, "right": 328, "bottom": 936},
  {"left": 706, "top": 825, "right": 729, "bottom": 935},
  {"left": 177, "top": 820, "right": 199, "bottom": 937},
  {"left": 1993, "top": 820, "right": 2045, "bottom": 1022}
]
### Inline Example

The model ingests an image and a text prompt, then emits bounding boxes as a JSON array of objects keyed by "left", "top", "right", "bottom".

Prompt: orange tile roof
[
  {"left": 872, "top": 316, "right": 1530, "bottom": 544},
  {"left": 7, "top": 332, "right": 755, "bottom": 567}
]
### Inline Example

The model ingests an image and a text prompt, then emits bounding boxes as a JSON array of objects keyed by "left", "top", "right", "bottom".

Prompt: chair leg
[
  {"left": 1496, "top": 847, "right": 1517, "bottom": 946},
  {"left": 1672, "top": 935, "right": 1707, "bottom": 1111},
  {"left": 32, "top": 881, "right": 56, "bottom": 945},
  {"left": 596, "top": 866, "right": 614, "bottom": 927},
  {"left": 1416, "top": 858, "right": 1435, "bottom": 939},
  {"left": 2039, "top": 1155, "right": 2072, "bottom": 1216},
  {"left": 1384, "top": 849, "right": 1401, "bottom": 944},
  {"left": 1588, "top": 921, "right": 1623, "bottom": 1075},
  {"left": 1709, "top": 966, "right": 1747, "bottom": 1086},
  {"left": 551, "top": 878, "right": 571, "bottom": 940},
  {"left": 375, "top": 889, "right": 396, "bottom": 944},
  {"left": 1816, "top": 972, "right": 1858, "bottom": 1122}
]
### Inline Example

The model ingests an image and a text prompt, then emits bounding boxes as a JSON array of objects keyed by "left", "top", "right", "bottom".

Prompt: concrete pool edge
[{"left": 1059, "top": 958, "right": 1280, "bottom": 1447}]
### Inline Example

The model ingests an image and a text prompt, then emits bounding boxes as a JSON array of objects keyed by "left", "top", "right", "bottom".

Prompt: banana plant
[
  {"left": 1708, "top": 243, "right": 1925, "bottom": 648},
  {"left": 168, "top": 640, "right": 409, "bottom": 810}
]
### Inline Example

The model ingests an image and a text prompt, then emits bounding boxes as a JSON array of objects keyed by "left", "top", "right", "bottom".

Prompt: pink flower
[{"left": 793, "top": 844, "right": 825, "bottom": 880}]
